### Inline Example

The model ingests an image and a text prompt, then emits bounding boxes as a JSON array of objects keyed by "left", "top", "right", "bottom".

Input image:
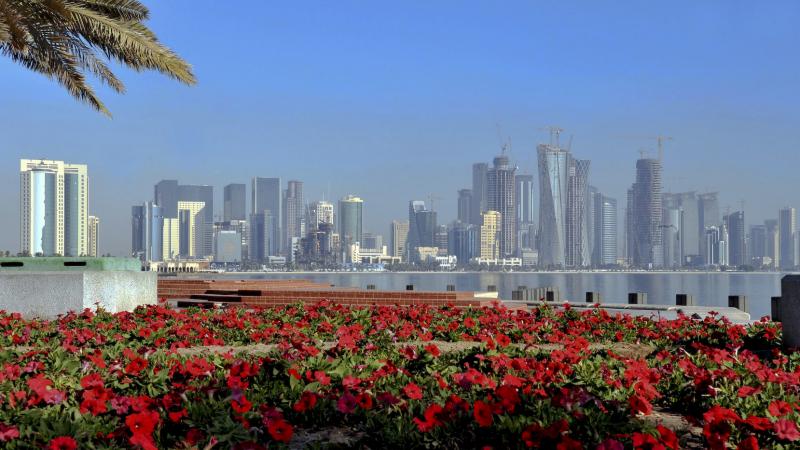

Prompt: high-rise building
[
  {"left": 471, "top": 163, "right": 488, "bottom": 225},
  {"left": 724, "top": 211, "right": 746, "bottom": 267},
  {"left": 515, "top": 174, "right": 534, "bottom": 254},
  {"left": 749, "top": 224, "right": 767, "bottom": 264},
  {"left": 252, "top": 177, "right": 281, "bottom": 257},
  {"left": 628, "top": 158, "right": 663, "bottom": 268},
  {"left": 537, "top": 144, "right": 591, "bottom": 267},
  {"left": 704, "top": 226, "right": 728, "bottom": 266},
  {"left": 162, "top": 218, "right": 179, "bottom": 261},
  {"left": 779, "top": 207, "right": 797, "bottom": 270},
  {"left": 249, "top": 211, "right": 275, "bottom": 262},
  {"left": 457, "top": 189, "right": 472, "bottom": 224},
  {"left": 154, "top": 180, "right": 179, "bottom": 218},
  {"left": 591, "top": 191, "right": 617, "bottom": 267},
  {"left": 407, "top": 200, "right": 437, "bottom": 261},
  {"left": 131, "top": 201, "right": 163, "bottom": 262},
  {"left": 765, "top": 219, "right": 780, "bottom": 268},
  {"left": 154, "top": 180, "right": 213, "bottom": 257},
  {"left": 448, "top": 222, "right": 478, "bottom": 265},
  {"left": 283, "top": 180, "right": 304, "bottom": 254},
  {"left": 177, "top": 201, "right": 206, "bottom": 258},
  {"left": 487, "top": 154, "right": 516, "bottom": 257},
  {"left": 88, "top": 216, "right": 99, "bottom": 257},
  {"left": 214, "top": 230, "right": 242, "bottom": 263},
  {"left": 338, "top": 195, "right": 364, "bottom": 256},
  {"left": 662, "top": 192, "right": 700, "bottom": 263},
  {"left": 223, "top": 183, "right": 246, "bottom": 221},
  {"left": 308, "top": 201, "right": 334, "bottom": 230},
  {"left": 480, "top": 211, "right": 501, "bottom": 260},
  {"left": 698, "top": 192, "right": 719, "bottom": 264},
  {"left": 434, "top": 225, "right": 449, "bottom": 254},
  {"left": 389, "top": 220, "right": 409, "bottom": 259},
  {"left": 361, "top": 233, "right": 383, "bottom": 251},
  {"left": 20, "top": 159, "right": 89, "bottom": 256},
  {"left": 662, "top": 207, "right": 683, "bottom": 268}
]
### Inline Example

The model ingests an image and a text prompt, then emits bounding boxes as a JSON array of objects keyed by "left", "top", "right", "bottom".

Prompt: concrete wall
[
  {"left": 0, "top": 271, "right": 156, "bottom": 318},
  {"left": 780, "top": 275, "right": 800, "bottom": 348}
]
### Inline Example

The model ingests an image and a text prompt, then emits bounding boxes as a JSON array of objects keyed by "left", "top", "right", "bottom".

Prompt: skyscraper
[
  {"left": 131, "top": 201, "right": 162, "bottom": 262},
  {"left": 178, "top": 201, "right": 206, "bottom": 258},
  {"left": 153, "top": 180, "right": 213, "bottom": 257},
  {"left": 389, "top": 220, "right": 409, "bottom": 259},
  {"left": 308, "top": 201, "right": 335, "bottom": 230},
  {"left": 628, "top": 158, "right": 663, "bottom": 268},
  {"left": 724, "top": 211, "right": 746, "bottom": 267},
  {"left": 283, "top": 180, "right": 304, "bottom": 254},
  {"left": 591, "top": 191, "right": 617, "bottom": 267},
  {"left": 223, "top": 183, "right": 246, "bottom": 221},
  {"left": 470, "top": 163, "right": 488, "bottom": 226},
  {"left": 20, "top": 159, "right": 89, "bottom": 256},
  {"left": 487, "top": 154, "right": 516, "bottom": 257},
  {"left": 537, "top": 144, "right": 591, "bottom": 267},
  {"left": 338, "top": 195, "right": 364, "bottom": 256},
  {"left": 515, "top": 174, "right": 534, "bottom": 253},
  {"left": 88, "top": 216, "right": 99, "bottom": 257},
  {"left": 252, "top": 177, "right": 281, "bottom": 257},
  {"left": 765, "top": 219, "right": 780, "bottom": 268},
  {"left": 662, "top": 192, "right": 700, "bottom": 263},
  {"left": 448, "top": 221, "right": 478, "bottom": 265},
  {"left": 480, "top": 211, "right": 501, "bottom": 260},
  {"left": 779, "top": 207, "right": 797, "bottom": 270},
  {"left": 749, "top": 224, "right": 767, "bottom": 264},
  {"left": 457, "top": 189, "right": 472, "bottom": 224},
  {"left": 407, "top": 200, "right": 437, "bottom": 262},
  {"left": 154, "top": 180, "right": 178, "bottom": 218}
]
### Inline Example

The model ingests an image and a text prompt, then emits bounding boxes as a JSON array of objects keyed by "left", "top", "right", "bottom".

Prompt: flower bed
[{"left": 0, "top": 302, "right": 797, "bottom": 449}]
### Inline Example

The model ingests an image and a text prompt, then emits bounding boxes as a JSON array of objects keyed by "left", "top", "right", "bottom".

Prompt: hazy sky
[{"left": 2, "top": 1, "right": 799, "bottom": 256}]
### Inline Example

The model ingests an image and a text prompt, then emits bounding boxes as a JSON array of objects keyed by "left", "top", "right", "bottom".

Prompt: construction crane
[
  {"left": 538, "top": 126, "right": 564, "bottom": 147},
  {"left": 617, "top": 135, "right": 673, "bottom": 160}
]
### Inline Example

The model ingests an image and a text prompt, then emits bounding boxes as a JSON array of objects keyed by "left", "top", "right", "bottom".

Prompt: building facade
[
  {"left": 131, "top": 201, "right": 163, "bottom": 262},
  {"left": 725, "top": 211, "right": 746, "bottom": 267},
  {"left": 389, "top": 220, "right": 409, "bottom": 259},
  {"left": 779, "top": 207, "right": 797, "bottom": 269},
  {"left": 487, "top": 154, "right": 516, "bottom": 258},
  {"left": 457, "top": 189, "right": 472, "bottom": 224},
  {"left": 252, "top": 177, "right": 282, "bottom": 257},
  {"left": 283, "top": 180, "right": 304, "bottom": 255},
  {"left": 88, "top": 215, "right": 99, "bottom": 257},
  {"left": 471, "top": 163, "right": 488, "bottom": 226},
  {"left": 627, "top": 158, "right": 663, "bottom": 268},
  {"left": 480, "top": 211, "right": 501, "bottom": 260},
  {"left": 223, "top": 183, "right": 246, "bottom": 221},
  {"left": 407, "top": 200, "right": 437, "bottom": 262},
  {"left": 338, "top": 195, "right": 364, "bottom": 257}
]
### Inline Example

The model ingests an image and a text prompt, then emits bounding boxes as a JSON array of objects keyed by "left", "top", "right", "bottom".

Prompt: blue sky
[{"left": 1, "top": 1, "right": 799, "bottom": 255}]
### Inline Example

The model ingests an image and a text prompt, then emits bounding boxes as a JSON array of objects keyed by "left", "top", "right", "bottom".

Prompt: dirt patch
[{"left": 289, "top": 427, "right": 365, "bottom": 449}]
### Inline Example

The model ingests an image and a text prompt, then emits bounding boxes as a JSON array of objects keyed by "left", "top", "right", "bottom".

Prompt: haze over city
[{"left": 2, "top": 1, "right": 798, "bottom": 257}]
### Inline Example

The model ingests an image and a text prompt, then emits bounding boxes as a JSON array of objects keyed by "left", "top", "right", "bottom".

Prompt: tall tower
[
  {"left": 515, "top": 174, "right": 534, "bottom": 253},
  {"left": 338, "top": 195, "right": 364, "bottom": 257},
  {"left": 470, "top": 163, "right": 488, "bottom": 225},
  {"left": 779, "top": 207, "right": 797, "bottom": 269},
  {"left": 487, "top": 154, "right": 516, "bottom": 257},
  {"left": 538, "top": 144, "right": 569, "bottom": 267},
  {"left": 591, "top": 191, "right": 617, "bottom": 267},
  {"left": 629, "top": 158, "right": 663, "bottom": 268},
  {"left": 480, "top": 211, "right": 501, "bottom": 259},
  {"left": 20, "top": 159, "right": 88, "bottom": 256},
  {"left": 389, "top": 220, "right": 409, "bottom": 259},
  {"left": 223, "top": 183, "right": 246, "bottom": 221},
  {"left": 407, "top": 200, "right": 437, "bottom": 262},
  {"left": 87, "top": 216, "right": 99, "bottom": 257},
  {"left": 309, "top": 201, "right": 335, "bottom": 230},
  {"left": 724, "top": 211, "right": 746, "bottom": 267},
  {"left": 252, "top": 177, "right": 281, "bottom": 257},
  {"left": 283, "top": 180, "right": 304, "bottom": 254},
  {"left": 565, "top": 159, "right": 590, "bottom": 266},
  {"left": 131, "top": 201, "right": 163, "bottom": 262},
  {"left": 457, "top": 189, "right": 472, "bottom": 224}
]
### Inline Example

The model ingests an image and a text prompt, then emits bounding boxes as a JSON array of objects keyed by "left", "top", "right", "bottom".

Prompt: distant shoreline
[{"left": 190, "top": 271, "right": 789, "bottom": 276}]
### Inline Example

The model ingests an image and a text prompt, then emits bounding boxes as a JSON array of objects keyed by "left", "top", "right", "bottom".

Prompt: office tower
[
  {"left": 434, "top": 225, "right": 449, "bottom": 253},
  {"left": 338, "top": 195, "right": 364, "bottom": 255},
  {"left": 487, "top": 154, "right": 516, "bottom": 257},
  {"left": 724, "top": 211, "right": 746, "bottom": 267},
  {"left": 162, "top": 218, "right": 179, "bottom": 261},
  {"left": 516, "top": 174, "right": 534, "bottom": 253},
  {"left": 390, "top": 220, "right": 409, "bottom": 258},
  {"left": 131, "top": 202, "right": 163, "bottom": 262},
  {"left": 177, "top": 201, "right": 205, "bottom": 258},
  {"left": 628, "top": 158, "right": 663, "bottom": 268},
  {"left": 309, "top": 200, "right": 335, "bottom": 230},
  {"left": 252, "top": 177, "right": 281, "bottom": 257},
  {"left": 362, "top": 233, "right": 383, "bottom": 251},
  {"left": 457, "top": 189, "right": 472, "bottom": 224},
  {"left": 591, "top": 191, "right": 618, "bottom": 267},
  {"left": 20, "top": 159, "right": 89, "bottom": 257},
  {"left": 480, "top": 211, "right": 501, "bottom": 259},
  {"left": 698, "top": 192, "right": 719, "bottom": 263},
  {"left": 88, "top": 216, "right": 99, "bottom": 257},
  {"left": 299, "top": 222, "right": 336, "bottom": 266},
  {"left": 471, "top": 163, "right": 488, "bottom": 225},
  {"left": 448, "top": 222, "right": 478, "bottom": 265},
  {"left": 154, "top": 180, "right": 178, "bottom": 218},
  {"left": 214, "top": 230, "right": 242, "bottom": 263},
  {"left": 223, "top": 183, "right": 246, "bottom": 221},
  {"left": 283, "top": 180, "right": 304, "bottom": 254},
  {"left": 779, "top": 207, "right": 797, "bottom": 269},
  {"left": 705, "top": 226, "right": 723, "bottom": 266},
  {"left": 765, "top": 219, "right": 780, "bottom": 268},
  {"left": 749, "top": 225, "right": 767, "bottom": 264},
  {"left": 249, "top": 211, "right": 275, "bottom": 262},
  {"left": 662, "top": 207, "right": 683, "bottom": 268},
  {"left": 407, "top": 200, "right": 437, "bottom": 261},
  {"left": 662, "top": 192, "right": 700, "bottom": 263},
  {"left": 537, "top": 144, "right": 591, "bottom": 267}
]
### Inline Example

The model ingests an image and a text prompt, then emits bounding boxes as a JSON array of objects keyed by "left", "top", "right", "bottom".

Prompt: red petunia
[
  {"left": 556, "top": 435, "right": 584, "bottom": 450},
  {"left": 737, "top": 436, "right": 759, "bottom": 450},
  {"left": 356, "top": 393, "right": 373, "bottom": 410},
  {"left": 337, "top": 392, "right": 357, "bottom": 414},
  {"left": 496, "top": 334, "right": 511, "bottom": 348},
  {"left": 125, "top": 358, "right": 148, "bottom": 376},
  {"left": 657, "top": 425, "right": 679, "bottom": 450},
  {"left": 629, "top": 394, "right": 653, "bottom": 416},
  {"left": 292, "top": 392, "right": 318, "bottom": 413},
  {"left": 768, "top": 400, "right": 793, "bottom": 418},
  {"left": 745, "top": 416, "right": 773, "bottom": 432},
  {"left": 403, "top": 382, "right": 423, "bottom": 400},
  {"left": 424, "top": 343, "right": 441, "bottom": 357},
  {"left": 775, "top": 419, "right": 800, "bottom": 442},
  {"left": 80, "top": 387, "right": 110, "bottom": 415},
  {"left": 596, "top": 439, "right": 624, "bottom": 450},
  {"left": 0, "top": 423, "right": 20, "bottom": 442},
  {"left": 126, "top": 410, "right": 159, "bottom": 437},
  {"left": 414, "top": 403, "right": 445, "bottom": 432},
  {"left": 313, "top": 371, "right": 331, "bottom": 386},
  {"left": 48, "top": 436, "right": 78, "bottom": 450},
  {"left": 232, "top": 396, "right": 253, "bottom": 414},
  {"left": 80, "top": 373, "right": 104, "bottom": 389},
  {"left": 473, "top": 400, "right": 493, "bottom": 427},
  {"left": 267, "top": 419, "right": 293, "bottom": 443}
]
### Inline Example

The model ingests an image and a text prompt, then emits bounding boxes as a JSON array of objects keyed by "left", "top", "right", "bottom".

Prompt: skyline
[{"left": 2, "top": 1, "right": 799, "bottom": 256}]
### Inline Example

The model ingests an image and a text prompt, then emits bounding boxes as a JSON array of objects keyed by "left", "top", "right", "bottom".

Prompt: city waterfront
[{"left": 194, "top": 271, "right": 785, "bottom": 319}]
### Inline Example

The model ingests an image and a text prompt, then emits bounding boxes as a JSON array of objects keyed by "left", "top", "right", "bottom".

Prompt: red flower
[
  {"left": 473, "top": 400, "right": 493, "bottom": 427},
  {"left": 737, "top": 436, "right": 759, "bottom": 450},
  {"left": 267, "top": 419, "right": 293, "bottom": 443},
  {"left": 0, "top": 423, "right": 19, "bottom": 442},
  {"left": 403, "top": 382, "right": 423, "bottom": 400},
  {"left": 629, "top": 394, "right": 653, "bottom": 416},
  {"left": 356, "top": 393, "right": 373, "bottom": 410},
  {"left": 80, "top": 373, "right": 104, "bottom": 389},
  {"left": 775, "top": 419, "right": 800, "bottom": 442},
  {"left": 768, "top": 400, "right": 793, "bottom": 418},
  {"left": 292, "top": 392, "right": 318, "bottom": 413},
  {"left": 27, "top": 374, "right": 65, "bottom": 405},
  {"left": 80, "top": 387, "right": 110, "bottom": 415},
  {"left": 232, "top": 396, "right": 253, "bottom": 414},
  {"left": 125, "top": 358, "right": 148, "bottom": 376},
  {"left": 496, "top": 333, "right": 511, "bottom": 348},
  {"left": 48, "top": 436, "right": 78, "bottom": 450},
  {"left": 126, "top": 410, "right": 159, "bottom": 437},
  {"left": 556, "top": 435, "right": 584, "bottom": 450},
  {"left": 745, "top": 416, "right": 773, "bottom": 432},
  {"left": 424, "top": 343, "right": 441, "bottom": 357},
  {"left": 632, "top": 432, "right": 661, "bottom": 450},
  {"left": 313, "top": 371, "right": 331, "bottom": 386},
  {"left": 337, "top": 392, "right": 357, "bottom": 414},
  {"left": 495, "top": 385, "right": 520, "bottom": 413},
  {"left": 414, "top": 403, "right": 445, "bottom": 432},
  {"left": 596, "top": 439, "right": 624, "bottom": 450},
  {"left": 737, "top": 386, "right": 761, "bottom": 398}
]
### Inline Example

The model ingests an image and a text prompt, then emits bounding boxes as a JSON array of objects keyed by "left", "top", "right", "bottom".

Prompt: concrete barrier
[
  {"left": 676, "top": 294, "right": 694, "bottom": 306},
  {"left": 728, "top": 295, "right": 747, "bottom": 312},
  {"left": 585, "top": 292, "right": 601, "bottom": 303},
  {"left": 628, "top": 292, "right": 647, "bottom": 305}
]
